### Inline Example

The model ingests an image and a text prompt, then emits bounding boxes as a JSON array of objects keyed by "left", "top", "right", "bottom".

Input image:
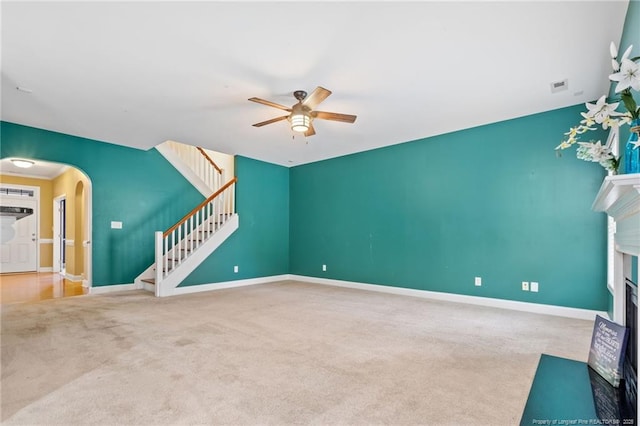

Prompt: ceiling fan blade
[
  {"left": 248, "top": 97, "right": 291, "bottom": 112},
  {"left": 313, "top": 111, "right": 357, "bottom": 123},
  {"left": 302, "top": 86, "right": 332, "bottom": 109},
  {"left": 252, "top": 115, "right": 289, "bottom": 127},
  {"left": 304, "top": 123, "right": 316, "bottom": 137}
]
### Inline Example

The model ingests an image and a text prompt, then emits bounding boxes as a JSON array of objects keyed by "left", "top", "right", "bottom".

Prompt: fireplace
[
  {"left": 623, "top": 277, "right": 637, "bottom": 417},
  {"left": 592, "top": 172, "right": 640, "bottom": 424}
]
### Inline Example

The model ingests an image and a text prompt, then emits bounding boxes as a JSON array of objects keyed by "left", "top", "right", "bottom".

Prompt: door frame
[
  {"left": 80, "top": 180, "right": 92, "bottom": 290},
  {"left": 51, "top": 171, "right": 93, "bottom": 289},
  {"left": 0, "top": 183, "right": 40, "bottom": 273},
  {"left": 53, "top": 194, "right": 66, "bottom": 274}
]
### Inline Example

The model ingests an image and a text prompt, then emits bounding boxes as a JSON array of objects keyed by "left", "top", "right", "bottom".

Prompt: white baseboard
[
  {"left": 65, "top": 273, "right": 84, "bottom": 282},
  {"left": 81, "top": 273, "right": 608, "bottom": 321},
  {"left": 90, "top": 283, "right": 138, "bottom": 295},
  {"left": 86, "top": 275, "right": 288, "bottom": 297},
  {"left": 168, "top": 274, "right": 291, "bottom": 296},
  {"left": 290, "top": 275, "right": 608, "bottom": 321},
  {"left": 38, "top": 267, "right": 53, "bottom": 272}
]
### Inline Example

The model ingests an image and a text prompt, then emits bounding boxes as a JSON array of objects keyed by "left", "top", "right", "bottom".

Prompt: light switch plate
[{"left": 111, "top": 221, "right": 122, "bottom": 229}]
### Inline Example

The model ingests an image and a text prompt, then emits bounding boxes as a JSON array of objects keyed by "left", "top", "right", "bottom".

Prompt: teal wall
[
  {"left": 180, "top": 156, "right": 289, "bottom": 285},
  {"left": 0, "top": 122, "right": 289, "bottom": 286},
  {"left": 617, "top": 0, "right": 639, "bottom": 286},
  {"left": 0, "top": 122, "right": 204, "bottom": 285},
  {"left": 290, "top": 105, "right": 610, "bottom": 311},
  {"left": 0, "top": 105, "right": 616, "bottom": 311}
]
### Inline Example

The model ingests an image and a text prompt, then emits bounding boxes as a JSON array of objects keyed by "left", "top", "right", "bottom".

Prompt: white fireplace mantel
[
  {"left": 592, "top": 173, "right": 640, "bottom": 323},
  {"left": 592, "top": 174, "right": 640, "bottom": 256}
]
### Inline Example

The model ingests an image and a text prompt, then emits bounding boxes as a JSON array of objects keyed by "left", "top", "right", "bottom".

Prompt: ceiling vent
[{"left": 550, "top": 79, "right": 568, "bottom": 93}]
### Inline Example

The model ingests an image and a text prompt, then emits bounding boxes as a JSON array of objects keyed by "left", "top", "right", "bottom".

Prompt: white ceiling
[
  {"left": 0, "top": 158, "right": 68, "bottom": 179},
  {"left": 0, "top": 1, "right": 630, "bottom": 167}
]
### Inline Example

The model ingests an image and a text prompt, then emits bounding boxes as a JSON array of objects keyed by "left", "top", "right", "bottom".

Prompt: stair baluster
[{"left": 150, "top": 177, "right": 237, "bottom": 296}]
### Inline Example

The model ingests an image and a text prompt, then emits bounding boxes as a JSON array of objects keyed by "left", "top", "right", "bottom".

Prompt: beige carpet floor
[{"left": 1, "top": 280, "right": 595, "bottom": 425}]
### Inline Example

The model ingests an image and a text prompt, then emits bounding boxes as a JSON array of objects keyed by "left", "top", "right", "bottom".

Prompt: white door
[{"left": 0, "top": 197, "right": 37, "bottom": 273}]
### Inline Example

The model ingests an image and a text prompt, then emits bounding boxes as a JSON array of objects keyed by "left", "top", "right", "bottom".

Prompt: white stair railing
[
  {"left": 154, "top": 177, "right": 236, "bottom": 289},
  {"left": 164, "top": 140, "right": 223, "bottom": 193}
]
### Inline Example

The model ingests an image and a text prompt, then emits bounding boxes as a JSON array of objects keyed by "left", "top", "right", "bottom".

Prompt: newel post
[{"left": 154, "top": 231, "right": 163, "bottom": 297}]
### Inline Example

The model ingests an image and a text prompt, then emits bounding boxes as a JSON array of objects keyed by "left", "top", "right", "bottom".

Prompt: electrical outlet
[
  {"left": 322, "top": 264, "right": 327, "bottom": 271},
  {"left": 474, "top": 277, "right": 482, "bottom": 286},
  {"left": 522, "top": 281, "right": 529, "bottom": 291},
  {"left": 531, "top": 282, "right": 539, "bottom": 292},
  {"left": 233, "top": 265, "right": 238, "bottom": 273}
]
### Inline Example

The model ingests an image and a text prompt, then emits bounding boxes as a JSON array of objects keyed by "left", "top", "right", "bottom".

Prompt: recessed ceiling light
[{"left": 11, "top": 159, "right": 35, "bottom": 168}]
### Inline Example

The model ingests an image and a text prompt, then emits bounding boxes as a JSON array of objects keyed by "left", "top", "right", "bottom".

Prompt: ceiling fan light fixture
[
  {"left": 291, "top": 113, "right": 310, "bottom": 132},
  {"left": 11, "top": 159, "right": 35, "bottom": 169},
  {"left": 249, "top": 86, "right": 356, "bottom": 136}
]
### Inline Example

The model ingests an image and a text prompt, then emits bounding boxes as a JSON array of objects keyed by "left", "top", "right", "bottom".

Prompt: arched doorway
[
  {"left": 51, "top": 165, "right": 92, "bottom": 290},
  {"left": 0, "top": 158, "right": 93, "bottom": 296}
]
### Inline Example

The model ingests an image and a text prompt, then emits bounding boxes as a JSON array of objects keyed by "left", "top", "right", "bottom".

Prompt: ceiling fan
[{"left": 248, "top": 86, "right": 357, "bottom": 137}]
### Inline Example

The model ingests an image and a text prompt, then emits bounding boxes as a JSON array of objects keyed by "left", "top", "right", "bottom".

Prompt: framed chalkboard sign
[{"left": 588, "top": 315, "right": 629, "bottom": 388}]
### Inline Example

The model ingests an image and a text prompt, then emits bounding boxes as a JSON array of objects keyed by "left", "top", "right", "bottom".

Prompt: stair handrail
[
  {"left": 164, "top": 141, "right": 224, "bottom": 193},
  {"left": 164, "top": 177, "right": 237, "bottom": 237},
  {"left": 196, "top": 147, "right": 223, "bottom": 174},
  {"left": 155, "top": 177, "right": 237, "bottom": 291}
]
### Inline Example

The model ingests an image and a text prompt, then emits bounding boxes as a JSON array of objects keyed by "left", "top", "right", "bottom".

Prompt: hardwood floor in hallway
[{"left": 0, "top": 272, "right": 87, "bottom": 304}]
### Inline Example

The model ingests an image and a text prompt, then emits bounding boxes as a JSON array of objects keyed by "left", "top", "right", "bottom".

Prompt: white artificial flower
[
  {"left": 612, "top": 59, "right": 620, "bottom": 72},
  {"left": 619, "top": 114, "right": 633, "bottom": 126},
  {"left": 601, "top": 117, "right": 613, "bottom": 130},
  {"left": 577, "top": 141, "right": 613, "bottom": 162},
  {"left": 579, "top": 113, "right": 597, "bottom": 127},
  {"left": 576, "top": 144, "right": 597, "bottom": 162},
  {"left": 556, "top": 42, "right": 633, "bottom": 171},
  {"left": 591, "top": 142, "right": 614, "bottom": 160},
  {"left": 599, "top": 157, "right": 618, "bottom": 172},
  {"left": 610, "top": 59, "right": 640, "bottom": 92},
  {"left": 565, "top": 126, "right": 595, "bottom": 138},
  {"left": 585, "top": 96, "right": 621, "bottom": 123},
  {"left": 564, "top": 127, "right": 580, "bottom": 137}
]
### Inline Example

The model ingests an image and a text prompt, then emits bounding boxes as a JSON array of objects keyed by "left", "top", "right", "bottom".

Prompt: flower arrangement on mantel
[{"left": 556, "top": 42, "right": 640, "bottom": 174}]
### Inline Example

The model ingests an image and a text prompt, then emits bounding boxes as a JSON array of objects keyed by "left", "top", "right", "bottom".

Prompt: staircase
[
  {"left": 135, "top": 142, "right": 238, "bottom": 297},
  {"left": 155, "top": 140, "right": 227, "bottom": 197}
]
